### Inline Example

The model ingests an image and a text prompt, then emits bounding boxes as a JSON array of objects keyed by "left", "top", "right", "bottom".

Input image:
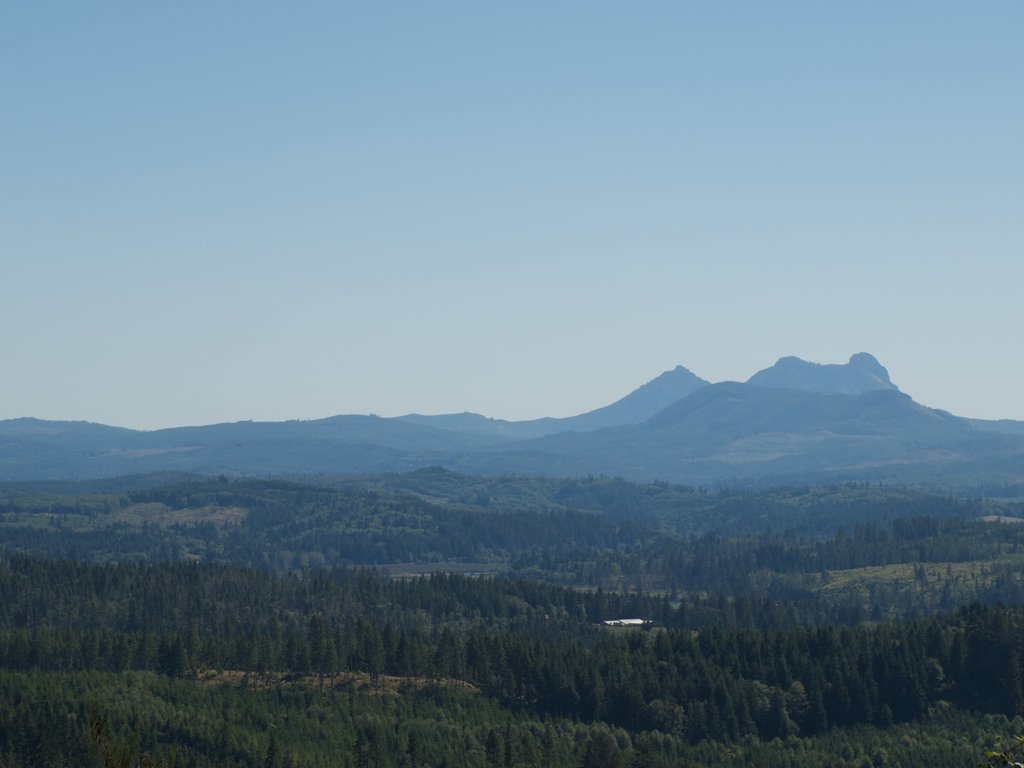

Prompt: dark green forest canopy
[
  {"left": 5, "top": 669, "right": 1020, "bottom": 768},
  {"left": 1, "top": 557, "right": 1024, "bottom": 766},
  {"left": 3, "top": 472, "right": 1024, "bottom": 766}
]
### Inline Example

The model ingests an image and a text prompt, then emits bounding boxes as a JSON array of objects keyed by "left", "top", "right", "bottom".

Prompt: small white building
[{"left": 602, "top": 618, "right": 647, "bottom": 627}]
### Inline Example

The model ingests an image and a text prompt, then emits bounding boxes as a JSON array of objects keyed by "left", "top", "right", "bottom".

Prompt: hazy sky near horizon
[{"left": 2, "top": 2, "right": 1022, "bottom": 429}]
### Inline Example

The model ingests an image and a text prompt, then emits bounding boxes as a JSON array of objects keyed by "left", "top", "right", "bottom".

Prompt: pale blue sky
[{"left": 2, "top": 2, "right": 1022, "bottom": 429}]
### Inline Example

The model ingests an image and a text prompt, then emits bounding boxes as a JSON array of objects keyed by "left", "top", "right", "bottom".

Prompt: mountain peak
[
  {"left": 564, "top": 364, "right": 709, "bottom": 429},
  {"left": 746, "top": 353, "right": 897, "bottom": 395},
  {"left": 848, "top": 351, "right": 885, "bottom": 369}
]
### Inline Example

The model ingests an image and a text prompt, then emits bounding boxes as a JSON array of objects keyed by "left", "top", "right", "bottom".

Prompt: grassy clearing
[
  {"left": 196, "top": 668, "right": 479, "bottom": 695},
  {"left": 819, "top": 559, "right": 1010, "bottom": 593}
]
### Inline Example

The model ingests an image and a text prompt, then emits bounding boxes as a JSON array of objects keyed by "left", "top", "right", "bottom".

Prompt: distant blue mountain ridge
[{"left": 1, "top": 354, "right": 1022, "bottom": 487}]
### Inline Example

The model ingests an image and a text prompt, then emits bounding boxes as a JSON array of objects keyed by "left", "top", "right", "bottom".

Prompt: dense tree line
[
  {"left": 2, "top": 602, "right": 1021, "bottom": 743},
  {"left": 515, "top": 516, "right": 1024, "bottom": 596},
  {"left": 3, "top": 668, "right": 1019, "bottom": 768},
  {"left": 2, "top": 557, "right": 1024, "bottom": 752}
]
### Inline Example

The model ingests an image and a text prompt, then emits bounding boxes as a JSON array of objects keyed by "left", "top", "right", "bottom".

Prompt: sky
[{"left": 2, "top": 2, "right": 1022, "bottom": 430}]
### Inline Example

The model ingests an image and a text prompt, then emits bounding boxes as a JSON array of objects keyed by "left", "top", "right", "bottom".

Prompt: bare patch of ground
[{"left": 196, "top": 669, "right": 478, "bottom": 695}]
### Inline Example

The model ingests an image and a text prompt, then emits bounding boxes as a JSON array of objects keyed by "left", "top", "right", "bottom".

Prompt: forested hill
[
  {"left": 0, "top": 472, "right": 1007, "bottom": 565},
  {"left": 3, "top": 473, "right": 1024, "bottom": 619}
]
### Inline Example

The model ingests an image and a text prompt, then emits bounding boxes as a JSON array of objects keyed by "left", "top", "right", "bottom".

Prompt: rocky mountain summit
[{"left": 746, "top": 352, "right": 897, "bottom": 395}]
